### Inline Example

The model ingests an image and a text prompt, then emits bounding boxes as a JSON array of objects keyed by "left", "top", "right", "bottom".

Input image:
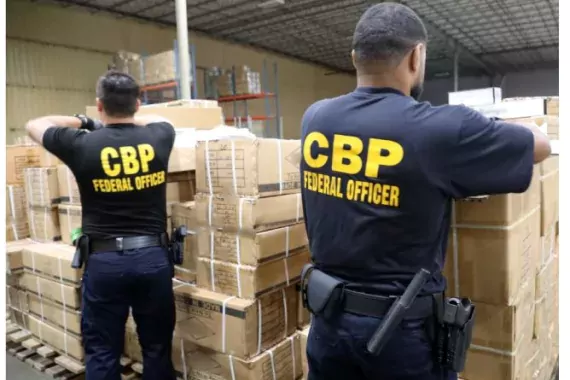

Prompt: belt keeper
[{"left": 116, "top": 237, "right": 124, "bottom": 251}]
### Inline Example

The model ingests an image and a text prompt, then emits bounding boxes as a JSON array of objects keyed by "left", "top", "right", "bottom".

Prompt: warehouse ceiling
[{"left": 48, "top": 0, "right": 559, "bottom": 79}]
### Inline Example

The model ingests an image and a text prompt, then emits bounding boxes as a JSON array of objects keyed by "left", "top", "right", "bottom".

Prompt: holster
[
  {"left": 300, "top": 264, "right": 345, "bottom": 320},
  {"left": 432, "top": 294, "right": 476, "bottom": 373},
  {"left": 71, "top": 235, "right": 89, "bottom": 269}
]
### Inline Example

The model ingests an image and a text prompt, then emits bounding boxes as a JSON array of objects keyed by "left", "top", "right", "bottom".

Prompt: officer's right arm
[{"left": 437, "top": 105, "right": 551, "bottom": 199}]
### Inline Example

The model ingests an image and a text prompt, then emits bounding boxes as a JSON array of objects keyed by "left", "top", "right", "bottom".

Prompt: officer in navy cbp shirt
[{"left": 301, "top": 4, "right": 551, "bottom": 380}]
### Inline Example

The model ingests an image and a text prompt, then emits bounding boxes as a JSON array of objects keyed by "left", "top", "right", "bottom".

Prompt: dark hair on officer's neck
[
  {"left": 96, "top": 71, "right": 140, "bottom": 118},
  {"left": 352, "top": 3, "right": 428, "bottom": 72}
]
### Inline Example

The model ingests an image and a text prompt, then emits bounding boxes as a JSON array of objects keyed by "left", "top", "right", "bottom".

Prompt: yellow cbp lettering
[
  {"left": 365, "top": 139, "right": 404, "bottom": 178},
  {"left": 119, "top": 146, "right": 140, "bottom": 175},
  {"left": 303, "top": 132, "right": 329, "bottom": 168},
  {"left": 101, "top": 147, "right": 121, "bottom": 177},
  {"left": 332, "top": 135, "right": 363, "bottom": 174},
  {"left": 137, "top": 144, "right": 155, "bottom": 173}
]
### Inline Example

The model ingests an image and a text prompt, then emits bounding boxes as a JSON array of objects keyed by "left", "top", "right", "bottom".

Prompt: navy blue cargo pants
[
  {"left": 307, "top": 313, "right": 458, "bottom": 380},
  {"left": 81, "top": 246, "right": 176, "bottom": 380}
]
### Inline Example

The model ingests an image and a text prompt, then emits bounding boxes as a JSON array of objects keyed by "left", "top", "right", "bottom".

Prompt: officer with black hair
[
  {"left": 26, "top": 71, "right": 178, "bottom": 380},
  {"left": 300, "top": 3, "right": 551, "bottom": 380}
]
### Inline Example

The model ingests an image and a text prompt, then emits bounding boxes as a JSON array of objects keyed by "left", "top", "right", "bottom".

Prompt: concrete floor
[{"left": 6, "top": 353, "right": 49, "bottom": 380}]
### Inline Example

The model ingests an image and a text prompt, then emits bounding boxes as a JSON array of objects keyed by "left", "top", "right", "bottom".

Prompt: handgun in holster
[
  {"left": 71, "top": 235, "right": 90, "bottom": 269},
  {"left": 169, "top": 226, "right": 190, "bottom": 265}
]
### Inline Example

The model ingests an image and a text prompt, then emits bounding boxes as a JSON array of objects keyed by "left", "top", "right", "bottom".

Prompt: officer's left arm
[{"left": 26, "top": 115, "right": 86, "bottom": 167}]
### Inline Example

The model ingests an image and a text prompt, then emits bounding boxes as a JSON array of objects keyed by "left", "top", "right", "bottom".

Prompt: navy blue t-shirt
[{"left": 300, "top": 87, "right": 535, "bottom": 296}]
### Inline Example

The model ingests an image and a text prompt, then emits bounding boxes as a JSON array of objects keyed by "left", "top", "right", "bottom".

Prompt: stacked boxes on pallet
[{"left": 215, "top": 66, "right": 262, "bottom": 97}]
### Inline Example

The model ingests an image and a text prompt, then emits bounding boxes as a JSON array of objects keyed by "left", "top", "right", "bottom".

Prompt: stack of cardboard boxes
[
  {"left": 216, "top": 66, "right": 262, "bottom": 97},
  {"left": 23, "top": 166, "right": 62, "bottom": 242}
]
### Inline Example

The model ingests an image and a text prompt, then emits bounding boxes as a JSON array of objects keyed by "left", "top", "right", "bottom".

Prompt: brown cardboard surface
[
  {"left": 6, "top": 239, "right": 35, "bottom": 273},
  {"left": 7, "top": 272, "right": 22, "bottom": 287},
  {"left": 57, "top": 165, "right": 80, "bottom": 204},
  {"left": 540, "top": 224, "right": 556, "bottom": 269},
  {"left": 297, "top": 289, "right": 311, "bottom": 329},
  {"left": 454, "top": 167, "right": 540, "bottom": 227},
  {"left": 171, "top": 202, "right": 198, "bottom": 277},
  {"left": 174, "top": 266, "right": 197, "bottom": 284},
  {"left": 167, "top": 181, "right": 195, "bottom": 203},
  {"left": 180, "top": 334, "right": 302, "bottom": 380},
  {"left": 7, "top": 145, "right": 60, "bottom": 185},
  {"left": 507, "top": 116, "right": 559, "bottom": 138},
  {"left": 7, "top": 286, "right": 28, "bottom": 312},
  {"left": 7, "top": 221, "right": 29, "bottom": 242},
  {"left": 24, "top": 167, "right": 60, "bottom": 207},
  {"left": 86, "top": 105, "right": 223, "bottom": 130},
  {"left": 58, "top": 204, "right": 82, "bottom": 245},
  {"left": 471, "top": 279, "right": 534, "bottom": 352},
  {"left": 28, "top": 206, "right": 61, "bottom": 242},
  {"left": 22, "top": 243, "right": 81, "bottom": 285},
  {"left": 196, "top": 138, "right": 301, "bottom": 197},
  {"left": 300, "top": 326, "right": 310, "bottom": 380},
  {"left": 174, "top": 283, "right": 298, "bottom": 359},
  {"left": 197, "top": 223, "right": 308, "bottom": 266},
  {"left": 197, "top": 248, "right": 310, "bottom": 299},
  {"left": 6, "top": 185, "right": 27, "bottom": 222},
  {"left": 534, "top": 254, "right": 559, "bottom": 340},
  {"left": 27, "top": 293, "right": 81, "bottom": 336},
  {"left": 169, "top": 146, "right": 196, "bottom": 173},
  {"left": 194, "top": 193, "right": 303, "bottom": 233},
  {"left": 19, "top": 272, "right": 81, "bottom": 309},
  {"left": 540, "top": 157, "right": 559, "bottom": 236},
  {"left": 445, "top": 207, "right": 540, "bottom": 305},
  {"left": 27, "top": 314, "right": 83, "bottom": 361}
]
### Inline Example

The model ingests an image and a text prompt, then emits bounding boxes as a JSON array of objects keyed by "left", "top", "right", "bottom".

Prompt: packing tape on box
[
  {"left": 205, "top": 140, "right": 214, "bottom": 195},
  {"left": 289, "top": 335, "right": 297, "bottom": 379},
  {"left": 57, "top": 256, "right": 69, "bottom": 355},
  {"left": 268, "top": 349, "right": 277, "bottom": 380},
  {"left": 282, "top": 289, "right": 288, "bottom": 336},
  {"left": 256, "top": 300, "right": 263, "bottom": 355},
  {"left": 451, "top": 205, "right": 540, "bottom": 296},
  {"left": 180, "top": 338, "right": 188, "bottom": 380},
  {"left": 8, "top": 185, "right": 16, "bottom": 218}
]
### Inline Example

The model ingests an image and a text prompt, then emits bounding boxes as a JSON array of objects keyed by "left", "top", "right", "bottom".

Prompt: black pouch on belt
[
  {"left": 300, "top": 264, "right": 345, "bottom": 320},
  {"left": 433, "top": 295, "right": 476, "bottom": 373}
]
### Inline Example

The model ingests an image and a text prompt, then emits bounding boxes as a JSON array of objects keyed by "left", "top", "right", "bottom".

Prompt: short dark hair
[
  {"left": 352, "top": 3, "right": 428, "bottom": 67},
  {"left": 96, "top": 71, "right": 140, "bottom": 117}
]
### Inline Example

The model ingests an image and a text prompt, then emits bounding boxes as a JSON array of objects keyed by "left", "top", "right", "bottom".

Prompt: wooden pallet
[{"left": 6, "top": 326, "right": 85, "bottom": 379}]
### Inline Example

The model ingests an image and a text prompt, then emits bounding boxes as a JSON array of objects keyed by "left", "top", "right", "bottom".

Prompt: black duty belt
[
  {"left": 89, "top": 234, "right": 168, "bottom": 254},
  {"left": 342, "top": 289, "right": 433, "bottom": 319}
]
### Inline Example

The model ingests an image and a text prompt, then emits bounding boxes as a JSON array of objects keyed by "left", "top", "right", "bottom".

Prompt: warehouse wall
[
  {"left": 423, "top": 68, "right": 559, "bottom": 105},
  {"left": 6, "top": 0, "right": 356, "bottom": 143}
]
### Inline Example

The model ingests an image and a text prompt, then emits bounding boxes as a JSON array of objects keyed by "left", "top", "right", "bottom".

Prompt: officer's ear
[
  {"left": 134, "top": 98, "right": 141, "bottom": 113},
  {"left": 408, "top": 43, "right": 425, "bottom": 74},
  {"left": 96, "top": 98, "right": 104, "bottom": 113}
]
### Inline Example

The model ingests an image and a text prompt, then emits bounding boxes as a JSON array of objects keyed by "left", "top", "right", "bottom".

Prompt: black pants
[
  {"left": 81, "top": 246, "right": 176, "bottom": 380},
  {"left": 307, "top": 313, "right": 457, "bottom": 380}
]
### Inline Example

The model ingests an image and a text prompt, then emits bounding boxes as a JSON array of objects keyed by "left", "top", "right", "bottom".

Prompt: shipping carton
[
  {"left": 6, "top": 185, "right": 27, "bottom": 222},
  {"left": 196, "top": 138, "right": 301, "bottom": 197},
  {"left": 169, "top": 145, "right": 196, "bottom": 173},
  {"left": 27, "top": 293, "right": 81, "bottom": 335},
  {"left": 24, "top": 167, "right": 60, "bottom": 207},
  {"left": 7, "top": 221, "right": 29, "bottom": 242},
  {"left": 7, "top": 286, "right": 28, "bottom": 312},
  {"left": 7, "top": 145, "right": 60, "bottom": 185},
  {"left": 22, "top": 243, "right": 81, "bottom": 284},
  {"left": 538, "top": 156, "right": 559, "bottom": 236},
  {"left": 506, "top": 115, "right": 559, "bottom": 139},
  {"left": 167, "top": 181, "right": 195, "bottom": 203},
  {"left": 300, "top": 326, "right": 310, "bottom": 380},
  {"left": 27, "top": 314, "right": 83, "bottom": 361},
  {"left": 171, "top": 202, "right": 198, "bottom": 279},
  {"left": 6, "top": 239, "right": 35, "bottom": 273},
  {"left": 448, "top": 87, "right": 502, "bottom": 107},
  {"left": 174, "top": 283, "right": 298, "bottom": 359},
  {"left": 58, "top": 204, "right": 82, "bottom": 245},
  {"left": 194, "top": 193, "right": 303, "bottom": 233},
  {"left": 197, "top": 249, "right": 310, "bottom": 299},
  {"left": 180, "top": 334, "right": 302, "bottom": 380},
  {"left": 28, "top": 206, "right": 61, "bottom": 242},
  {"left": 446, "top": 207, "right": 541, "bottom": 305},
  {"left": 19, "top": 273, "right": 81, "bottom": 309},
  {"left": 57, "top": 165, "right": 80, "bottom": 204},
  {"left": 197, "top": 223, "right": 308, "bottom": 266}
]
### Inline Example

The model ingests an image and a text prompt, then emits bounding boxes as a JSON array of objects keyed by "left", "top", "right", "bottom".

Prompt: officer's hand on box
[{"left": 74, "top": 114, "right": 104, "bottom": 132}]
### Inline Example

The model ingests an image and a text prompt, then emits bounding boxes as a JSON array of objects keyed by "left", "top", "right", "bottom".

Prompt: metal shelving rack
[
  {"left": 217, "top": 60, "right": 281, "bottom": 138},
  {"left": 139, "top": 40, "right": 198, "bottom": 104}
]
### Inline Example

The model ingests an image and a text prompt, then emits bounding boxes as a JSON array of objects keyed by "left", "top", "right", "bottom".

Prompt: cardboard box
[
  {"left": 6, "top": 239, "right": 34, "bottom": 273},
  {"left": 474, "top": 98, "right": 556, "bottom": 119},
  {"left": 18, "top": 273, "right": 81, "bottom": 309},
  {"left": 7, "top": 286, "right": 28, "bottom": 312},
  {"left": 506, "top": 115, "right": 559, "bottom": 138},
  {"left": 169, "top": 145, "right": 196, "bottom": 173},
  {"left": 7, "top": 221, "right": 29, "bottom": 242},
  {"left": 504, "top": 97, "right": 559, "bottom": 116},
  {"left": 86, "top": 105, "right": 223, "bottom": 130},
  {"left": 167, "top": 181, "right": 195, "bottom": 203},
  {"left": 22, "top": 243, "right": 81, "bottom": 285},
  {"left": 171, "top": 202, "right": 198, "bottom": 279},
  {"left": 174, "top": 283, "right": 298, "bottom": 359},
  {"left": 534, "top": 254, "right": 558, "bottom": 340},
  {"left": 196, "top": 138, "right": 301, "bottom": 197},
  {"left": 27, "top": 293, "right": 81, "bottom": 336},
  {"left": 58, "top": 204, "right": 82, "bottom": 245},
  {"left": 179, "top": 334, "right": 302, "bottom": 380},
  {"left": 6, "top": 185, "right": 27, "bottom": 222},
  {"left": 446, "top": 207, "right": 540, "bottom": 305},
  {"left": 297, "top": 289, "right": 311, "bottom": 329},
  {"left": 197, "top": 223, "right": 308, "bottom": 266},
  {"left": 57, "top": 165, "right": 80, "bottom": 204},
  {"left": 538, "top": 156, "right": 559, "bottom": 236},
  {"left": 194, "top": 193, "right": 303, "bottom": 233},
  {"left": 27, "top": 314, "right": 83, "bottom": 361},
  {"left": 540, "top": 223, "right": 556, "bottom": 269},
  {"left": 448, "top": 87, "right": 502, "bottom": 106},
  {"left": 7, "top": 145, "right": 60, "bottom": 185},
  {"left": 28, "top": 206, "right": 61, "bottom": 243},
  {"left": 471, "top": 280, "right": 534, "bottom": 352},
  {"left": 300, "top": 326, "right": 310, "bottom": 380},
  {"left": 24, "top": 167, "right": 60, "bottom": 207},
  {"left": 197, "top": 249, "right": 310, "bottom": 299}
]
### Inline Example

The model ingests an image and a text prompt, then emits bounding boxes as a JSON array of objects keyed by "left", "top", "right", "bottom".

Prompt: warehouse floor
[{"left": 6, "top": 354, "right": 49, "bottom": 379}]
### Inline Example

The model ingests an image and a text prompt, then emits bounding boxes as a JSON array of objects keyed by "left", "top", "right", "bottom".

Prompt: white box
[
  {"left": 473, "top": 98, "right": 547, "bottom": 119},
  {"left": 448, "top": 87, "right": 502, "bottom": 106}
]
